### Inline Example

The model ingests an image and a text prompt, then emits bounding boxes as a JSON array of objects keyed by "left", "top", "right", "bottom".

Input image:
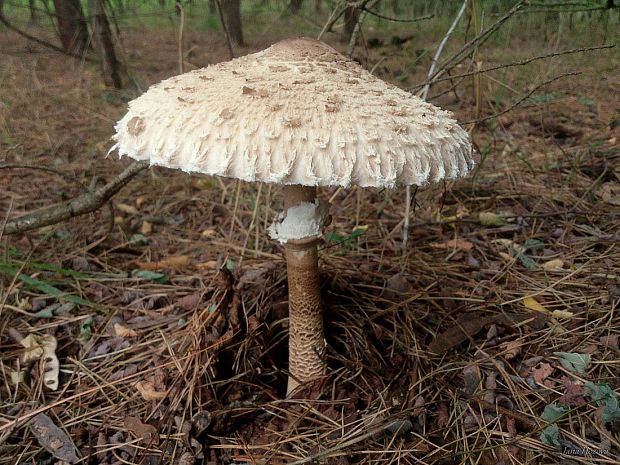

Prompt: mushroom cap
[{"left": 112, "top": 38, "right": 474, "bottom": 188}]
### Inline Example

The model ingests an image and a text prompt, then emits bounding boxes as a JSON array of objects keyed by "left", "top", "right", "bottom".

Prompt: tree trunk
[
  {"left": 220, "top": 0, "right": 244, "bottom": 47},
  {"left": 52, "top": 0, "right": 89, "bottom": 54},
  {"left": 340, "top": 6, "right": 359, "bottom": 43},
  {"left": 88, "top": 0, "right": 121, "bottom": 88},
  {"left": 29, "top": 0, "right": 38, "bottom": 24},
  {"left": 289, "top": 0, "right": 303, "bottom": 13}
]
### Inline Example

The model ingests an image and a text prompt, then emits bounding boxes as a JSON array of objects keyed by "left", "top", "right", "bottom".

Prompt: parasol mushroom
[{"left": 112, "top": 37, "right": 474, "bottom": 394}]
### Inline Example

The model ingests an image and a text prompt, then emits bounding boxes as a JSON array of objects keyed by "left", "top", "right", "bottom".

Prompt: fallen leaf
[
  {"left": 135, "top": 195, "right": 148, "bottom": 208},
  {"left": 520, "top": 298, "right": 571, "bottom": 320},
  {"left": 543, "top": 259, "right": 564, "bottom": 270},
  {"left": 502, "top": 339, "right": 522, "bottom": 360},
  {"left": 479, "top": 212, "right": 506, "bottom": 227},
  {"left": 558, "top": 376, "right": 586, "bottom": 406},
  {"left": 585, "top": 382, "right": 620, "bottom": 424},
  {"left": 197, "top": 260, "right": 219, "bottom": 270},
  {"left": 109, "top": 364, "right": 138, "bottom": 382},
  {"left": 135, "top": 380, "right": 168, "bottom": 400},
  {"left": 430, "top": 238, "right": 474, "bottom": 252},
  {"left": 532, "top": 362, "right": 554, "bottom": 384},
  {"left": 116, "top": 203, "right": 139, "bottom": 215},
  {"left": 135, "top": 255, "right": 190, "bottom": 270},
  {"left": 540, "top": 404, "right": 567, "bottom": 448},
  {"left": 141, "top": 220, "right": 152, "bottom": 235},
  {"left": 436, "top": 403, "right": 450, "bottom": 428},
  {"left": 463, "top": 365, "right": 481, "bottom": 396},
  {"left": 113, "top": 323, "right": 139, "bottom": 338},
  {"left": 201, "top": 228, "right": 217, "bottom": 237},
  {"left": 29, "top": 413, "right": 79, "bottom": 463},
  {"left": 124, "top": 416, "right": 159, "bottom": 444},
  {"left": 600, "top": 334, "right": 619, "bottom": 348},
  {"left": 176, "top": 293, "right": 201, "bottom": 311},
  {"left": 598, "top": 182, "right": 620, "bottom": 206},
  {"left": 522, "top": 297, "right": 547, "bottom": 313},
  {"left": 553, "top": 352, "right": 591, "bottom": 374}
]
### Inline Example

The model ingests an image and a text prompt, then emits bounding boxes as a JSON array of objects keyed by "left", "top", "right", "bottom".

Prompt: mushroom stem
[{"left": 283, "top": 185, "right": 326, "bottom": 394}]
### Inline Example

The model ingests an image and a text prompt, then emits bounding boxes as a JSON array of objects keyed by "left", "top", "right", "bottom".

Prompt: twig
[
  {"left": 361, "top": 7, "right": 433, "bottom": 23},
  {"left": 3, "top": 161, "right": 148, "bottom": 236},
  {"left": 346, "top": 0, "right": 378, "bottom": 57},
  {"left": 317, "top": 0, "right": 346, "bottom": 41},
  {"left": 462, "top": 71, "right": 581, "bottom": 125},
  {"left": 0, "top": 163, "right": 76, "bottom": 180},
  {"left": 410, "top": 43, "right": 614, "bottom": 91},
  {"left": 403, "top": 0, "right": 469, "bottom": 250},
  {"left": 214, "top": 0, "right": 234, "bottom": 59},
  {"left": 0, "top": 9, "right": 96, "bottom": 62},
  {"left": 429, "top": 1, "right": 525, "bottom": 85}
]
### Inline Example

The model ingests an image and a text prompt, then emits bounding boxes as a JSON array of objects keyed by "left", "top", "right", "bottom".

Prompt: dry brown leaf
[
  {"left": 543, "top": 258, "right": 564, "bottom": 270},
  {"left": 531, "top": 362, "right": 554, "bottom": 385},
  {"left": 436, "top": 402, "right": 450, "bottom": 428},
  {"left": 113, "top": 323, "right": 139, "bottom": 338},
  {"left": 430, "top": 238, "right": 474, "bottom": 252},
  {"left": 135, "top": 195, "right": 148, "bottom": 208},
  {"left": 135, "top": 255, "right": 190, "bottom": 270},
  {"left": 600, "top": 334, "right": 619, "bottom": 348},
  {"left": 598, "top": 182, "right": 620, "bottom": 206},
  {"left": 29, "top": 413, "right": 79, "bottom": 463},
  {"left": 124, "top": 416, "right": 159, "bottom": 444},
  {"left": 116, "top": 203, "right": 139, "bottom": 215},
  {"left": 176, "top": 293, "right": 201, "bottom": 311},
  {"left": 197, "top": 260, "right": 219, "bottom": 270},
  {"left": 502, "top": 339, "right": 522, "bottom": 360},
  {"left": 463, "top": 365, "right": 481, "bottom": 396},
  {"left": 141, "top": 220, "right": 152, "bottom": 235},
  {"left": 201, "top": 228, "right": 217, "bottom": 237},
  {"left": 135, "top": 380, "right": 168, "bottom": 400}
]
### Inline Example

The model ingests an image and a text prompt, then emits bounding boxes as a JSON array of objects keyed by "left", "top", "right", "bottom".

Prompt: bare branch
[
  {"left": 317, "top": 0, "right": 347, "bottom": 41},
  {"left": 429, "top": 1, "right": 525, "bottom": 85},
  {"left": 410, "top": 44, "right": 615, "bottom": 91},
  {"left": 0, "top": 8, "right": 96, "bottom": 62},
  {"left": 361, "top": 8, "right": 433, "bottom": 23},
  {"left": 3, "top": 161, "right": 148, "bottom": 236},
  {"left": 462, "top": 71, "right": 581, "bottom": 125}
]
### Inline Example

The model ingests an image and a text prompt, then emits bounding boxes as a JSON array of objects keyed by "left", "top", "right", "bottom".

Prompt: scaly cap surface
[{"left": 112, "top": 37, "right": 473, "bottom": 188}]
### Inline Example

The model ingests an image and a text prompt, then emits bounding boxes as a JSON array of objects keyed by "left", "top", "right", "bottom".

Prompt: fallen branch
[{"left": 3, "top": 161, "right": 148, "bottom": 236}]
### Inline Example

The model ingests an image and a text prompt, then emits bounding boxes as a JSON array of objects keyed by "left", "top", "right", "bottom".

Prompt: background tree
[
  {"left": 52, "top": 0, "right": 89, "bottom": 54},
  {"left": 289, "top": 0, "right": 303, "bottom": 13},
  {"left": 28, "top": 0, "right": 37, "bottom": 23},
  {"left": 340, "top": 5, "right": 359, "bottom": 43},
  {"left": 88, "top": 0, "right": 121, "bottom": 88},
  {"left": 220, "top": 0, "right": 244, "bottom": 47}
]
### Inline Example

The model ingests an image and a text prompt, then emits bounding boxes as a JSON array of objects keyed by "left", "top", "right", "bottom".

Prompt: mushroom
[{"left": 112, "top": 38, "right": 474, "bottom": 394}]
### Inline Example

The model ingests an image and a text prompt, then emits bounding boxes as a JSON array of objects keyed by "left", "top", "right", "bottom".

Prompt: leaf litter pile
[{"left": 1, "top": 28, "right": 619, "bottom": 465}]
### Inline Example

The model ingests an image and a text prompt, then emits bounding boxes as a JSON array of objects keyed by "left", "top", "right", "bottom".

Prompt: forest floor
[{"left": 1, "top": 14, "right": 619, "bottom": 465}]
